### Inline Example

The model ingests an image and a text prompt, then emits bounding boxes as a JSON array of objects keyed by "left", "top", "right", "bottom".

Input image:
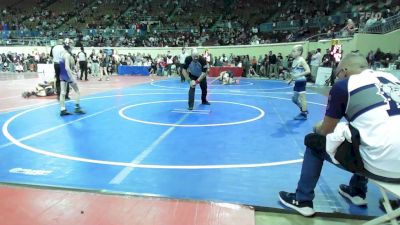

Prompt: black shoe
[
  {"left": 60, "top": 110, "right": 72, "bottom": 116},
  {"left": 74, "top": 107, "right": 86, "bottom": 114},
  {"left": 279, "top": 191, "right": 315, "bottom": 217},
  {"left": 188, "top": 107, "right": 193, "bottom": 110},
  {"left": 85, "top": 79, "right": 89, "bottom": 81},
  {"left": 202, "top": 101, "right": 211, "bottom": 105},
  {"left": 338, "top": 184, "right": 367, "bottom": 206},
  {"left": 65, "top": 97, "right": 71, "bottom": 100}
]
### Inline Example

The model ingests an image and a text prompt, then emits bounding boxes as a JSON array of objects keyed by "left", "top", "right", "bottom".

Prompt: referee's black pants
[
  {"left": 79, "top": 61, "right": 88, "bottom": 80},
  {"left": 188, "top": 74, "right": 207, "bottom": 109}
]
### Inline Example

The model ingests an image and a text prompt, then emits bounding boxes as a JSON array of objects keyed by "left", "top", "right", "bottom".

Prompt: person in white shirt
[
  {"left": 178, "top": 48, "right": 189, "bottom": 82},
  {"left": 166, "top": 50, "right": 174, "bottom": 77},
  {"left": 51, "top": 39, "right": 70, "bottom": 100},
  {"left": 342, "top": 19, "right": 356, "bottom": 37},
  {"left": 310, "top": 48, "right": 322, "bottom": 82},
  {"left": 203, "top": 49, "right": 211, "bottom": 65},
  {"left": 89, "top": 49, "right": 100, "bottom": 78},
  {"left": 365, "top": 17, "right": 377, "bottom": 29},
  {"left": 219, "top": 54, "right": 228, "bottom": 64},
  {"left": 279, "top": 53, "right": 400, "bottom": 217},
  {"left": 112, "top": 51, "right": 120, "bottom": 75},
  {"left": 126, "top": 55, "right": 133, "bottom": 66},
  {"left": 77, "top": 47, "right": 88, "bottom": 81}
]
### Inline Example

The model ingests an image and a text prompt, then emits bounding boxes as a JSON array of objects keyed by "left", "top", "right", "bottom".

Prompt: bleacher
[{"left": 0, "top": 0, "right": 399, "bottom": 46}]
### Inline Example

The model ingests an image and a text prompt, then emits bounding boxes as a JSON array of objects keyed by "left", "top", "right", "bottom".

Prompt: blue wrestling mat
[{"left": 0, "top": 78, "right": 384, "bottom": 217}]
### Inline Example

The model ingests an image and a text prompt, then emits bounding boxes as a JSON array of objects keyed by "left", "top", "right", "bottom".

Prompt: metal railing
[
  {"left": 304, "top": 32, "right": 354, "bottom": 42},
  {"left": 259, "top": 14, "right": 346, "bottom": 32},
  {"left": 359, "top": 13, "right": 400, "bottom": 34},
  {"left": 0, "top": 37, "right": 52, "bottom": 46}
]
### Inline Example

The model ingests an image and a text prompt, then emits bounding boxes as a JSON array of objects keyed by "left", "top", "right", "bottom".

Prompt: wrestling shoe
[
  {"left": 60, "top": 110, "right": 72, "bottom": 116},
  {"left": 294, "top": 112, "right": 308, "bottom": 120},
  {"left": 74, "top": 107, "right": 86, "bottom": 114}
]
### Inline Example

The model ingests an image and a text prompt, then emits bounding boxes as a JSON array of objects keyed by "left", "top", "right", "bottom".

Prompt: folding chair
[{"left": 364, "top": 179, "right": 400, "bottom": 225}]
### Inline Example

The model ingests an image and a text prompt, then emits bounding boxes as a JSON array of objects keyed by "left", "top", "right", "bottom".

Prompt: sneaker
[
  {"left": 60, "top": 110, "right": 72, "bottom": 116},
  {"left": 294, "top": 112, "right": 307, "bottom": 120},
  {"left": 74, "top": 107, "right": 86, "bottom": 114},
  {"left": 338, "top": 184, "right": 367, "bottom": 206},
  {"left": 279, "top": 191, "right": 315, "bottom": 217},
  {"left": 201, "top": 101, "right": 211, "bottom": 105}
]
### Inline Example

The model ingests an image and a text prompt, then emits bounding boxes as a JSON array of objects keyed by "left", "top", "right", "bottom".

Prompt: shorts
[{"left": 293, "top": 79, "right": 306, "bottom": 92}]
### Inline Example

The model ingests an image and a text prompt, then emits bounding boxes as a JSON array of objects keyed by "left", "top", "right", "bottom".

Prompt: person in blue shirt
[{"left": 182, "top": 48, "right": 210, "bottom": 110}]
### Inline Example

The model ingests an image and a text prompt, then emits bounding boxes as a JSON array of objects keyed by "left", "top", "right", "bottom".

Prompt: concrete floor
[{"left": 256, "top": 211, "right": 368, "bottom": 225}]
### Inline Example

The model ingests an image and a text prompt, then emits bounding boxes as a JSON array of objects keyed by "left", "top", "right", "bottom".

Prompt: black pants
[
  {"left": 166, "top": 64, "right": 173, "bottom": 76},
  {"left": 79, "top": 61, "right": 88, "bottom": 80},
  {"left": 305, "top": 132, "right": 400, "bottom": 184},
  {"left": 54, "top": 63, "right": 69, "bottom": 98},
  {"left": 188, "top": 74, "right": 207, "bottom": 108},
  {"left": 177, "top": 63, "right": 185, "bottom": 82}
]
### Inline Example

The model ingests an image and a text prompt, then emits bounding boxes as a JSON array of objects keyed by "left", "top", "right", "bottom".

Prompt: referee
[
  {"left": 51, "top": 39, "right": 70, "bottom": 100},
  {"left": 182, "top": 48, "right": 210, "bottom": 110},
  {"left": 78, "top": 47, "right": 88, "bottom": 81}
]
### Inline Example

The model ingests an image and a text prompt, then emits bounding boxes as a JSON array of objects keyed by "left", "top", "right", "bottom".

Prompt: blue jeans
[{"left": 295, "top": 147, "right": 368, "bottom": 202}]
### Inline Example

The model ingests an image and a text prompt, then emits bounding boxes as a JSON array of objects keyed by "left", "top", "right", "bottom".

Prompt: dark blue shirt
[
  {"left": 183, "top": 56, "right": 207, "bottom": 77},
  {"left": 325, "top": 79, "right": 349, "bottom": 119}
]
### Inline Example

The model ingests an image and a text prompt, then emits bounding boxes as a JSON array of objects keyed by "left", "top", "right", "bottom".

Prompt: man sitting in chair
[{"left": 279, "top": 52, "right": 400, "bottom": 217}]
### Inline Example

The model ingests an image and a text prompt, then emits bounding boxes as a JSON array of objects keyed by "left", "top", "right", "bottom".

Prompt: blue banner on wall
[{"left": 118, "top": 66, "right": 150, "bottom": 76}]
